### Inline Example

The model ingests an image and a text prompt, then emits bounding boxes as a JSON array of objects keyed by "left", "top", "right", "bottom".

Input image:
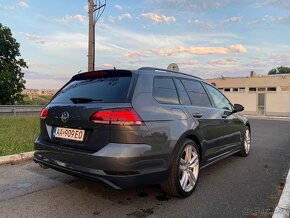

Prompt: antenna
[{"left": 88, "top": 0, "right": 106, "bottom": 72}]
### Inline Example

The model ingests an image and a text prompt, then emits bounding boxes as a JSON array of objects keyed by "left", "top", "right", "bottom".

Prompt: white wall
[
  {"left": 266, "top": 92, "right": 290, "bottom": 116},
  {"left": 224, "top": 93, "right": 257, "bottom": 113},
  {"left": 223, "top": 92, "right": 290, "bottom": 116}
]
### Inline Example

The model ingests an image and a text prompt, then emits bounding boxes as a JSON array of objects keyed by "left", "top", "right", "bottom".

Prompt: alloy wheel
[
  {"left": 244, "top": 129, "right": 251, "bottom": 154},
  {"left": 179, "top": 144, "right": 199, "bottom": 192}
]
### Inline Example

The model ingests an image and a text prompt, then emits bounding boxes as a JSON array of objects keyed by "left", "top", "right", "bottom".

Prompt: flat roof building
[
  {"left": 22, "top": 89, "right": 58, "bottom": 97},
  {"left": 206, "top": 73, "right": 290, "bottom": 117}
]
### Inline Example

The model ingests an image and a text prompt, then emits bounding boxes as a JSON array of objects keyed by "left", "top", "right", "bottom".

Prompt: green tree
[
  {"left": 268, "top": 66, "right": 290, "bottom": 75},
  {"left": 0, "top": 23, "right": 27, "bottom": 105}
]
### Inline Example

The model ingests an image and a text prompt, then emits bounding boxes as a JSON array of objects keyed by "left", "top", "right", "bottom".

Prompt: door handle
[
  {"left": 192, "top": 113, "right": 203, "bottom": 118},
  {"left": 221, "top": 114, "right": 228, "bottom": 118}
]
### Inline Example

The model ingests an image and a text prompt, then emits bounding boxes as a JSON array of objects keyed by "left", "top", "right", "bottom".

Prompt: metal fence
[{"left": 0, "top": 105, "right": 43, "bottom": 116}]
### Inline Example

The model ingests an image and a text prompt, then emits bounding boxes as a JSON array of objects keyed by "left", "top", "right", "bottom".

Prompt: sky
[{"left": 0, "top": 0, "right": 290, "bottom": 89}]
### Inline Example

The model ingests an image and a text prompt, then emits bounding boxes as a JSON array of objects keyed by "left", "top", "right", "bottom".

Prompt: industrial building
[
  {"left": 22, "top": 89, "right": 58, "bottom": 97},
  {"left": 206, "top": 72, "right": 290, "bottom": 117}
]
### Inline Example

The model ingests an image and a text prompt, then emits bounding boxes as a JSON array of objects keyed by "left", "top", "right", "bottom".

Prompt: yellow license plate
[{"left": 53, "top": 127, "right": 85, "bottom": 142}]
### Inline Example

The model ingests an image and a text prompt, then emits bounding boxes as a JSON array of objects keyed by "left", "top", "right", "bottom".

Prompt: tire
[
  {"left": 237, "top": 126, "right": 251, "bottom": 157},
  {"left": 161, "top": 139, "right": 200, "bottom": 197}
]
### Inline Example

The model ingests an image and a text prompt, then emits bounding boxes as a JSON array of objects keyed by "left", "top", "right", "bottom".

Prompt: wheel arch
[
  {"left": 171, "top": 130, "right": 203, "bottom": 163},
  {"left": 245, "top": 122, "right": 251, "bottom": 132}
]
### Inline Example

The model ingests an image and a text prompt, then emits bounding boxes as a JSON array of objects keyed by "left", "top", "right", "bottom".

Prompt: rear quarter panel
[{"left": 131, "top": 73, "right": 193, "bottom": 166}]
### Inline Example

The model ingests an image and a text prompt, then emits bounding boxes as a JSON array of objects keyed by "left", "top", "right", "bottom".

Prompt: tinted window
[
  {"left": 174, "top": 79, "right": 191, "bottom": 105},
  {"left": 51, "top": 76, "right": 131, "bottom": 103},
  {"left": 181, "top": 80, "right": 211, "bottom": 107},
  {"left": 153, "top": 77, "right": 179, "bottom": 104},
  {"left": 204, "top": 83, "right": 233, "bottom": 110}
]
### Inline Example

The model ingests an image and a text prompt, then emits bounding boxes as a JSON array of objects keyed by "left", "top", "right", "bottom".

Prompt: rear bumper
[{"left": 34, "top": 136, "right": 169, "bottom": 189}]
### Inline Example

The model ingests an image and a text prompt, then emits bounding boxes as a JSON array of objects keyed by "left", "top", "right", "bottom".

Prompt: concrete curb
[
  {"left": 245, "top": 115, "right": 290, "bottom": 121},
  {"left": 0, "top": 151, "right": 34, "bottom": 166},
  {"left": 243, "top": 114, "right": 290, "bottom": 121},
  {"left": 272, "top": 169, "right": 290, "bottom": 218}
]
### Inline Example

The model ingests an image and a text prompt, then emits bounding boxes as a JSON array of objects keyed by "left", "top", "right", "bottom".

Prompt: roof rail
[{"left": 138, "top": 67, "right": 202, "bottom": 80}]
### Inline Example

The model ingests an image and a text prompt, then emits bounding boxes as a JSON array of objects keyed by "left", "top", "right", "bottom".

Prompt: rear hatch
[{"left": 40, "top": 70, "right": 137, "bottom": 152}]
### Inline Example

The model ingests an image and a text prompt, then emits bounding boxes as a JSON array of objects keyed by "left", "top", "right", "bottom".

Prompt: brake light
[
  {"left": 90, "top": 108, "right": 144, "bottom": 126},
  {"left": 85, "top": 71, "right": 107, "bottom": 79},
  {"left": 40, "top": 108, "right": 48, "bottom": 119}
]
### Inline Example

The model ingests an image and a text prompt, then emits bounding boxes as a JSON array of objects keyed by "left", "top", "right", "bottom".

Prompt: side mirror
[{"left": 233, "top": 104, "right": 244, "bottom": 113}]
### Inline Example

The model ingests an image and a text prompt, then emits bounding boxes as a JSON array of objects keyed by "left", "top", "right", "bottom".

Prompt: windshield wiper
[{"left": 70, "top": 98, "right": 103, "bottom": 104}]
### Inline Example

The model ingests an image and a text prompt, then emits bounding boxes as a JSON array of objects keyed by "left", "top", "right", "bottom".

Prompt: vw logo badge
[{"left": 61, "top": 111, "right": 69, "bottom": 123}]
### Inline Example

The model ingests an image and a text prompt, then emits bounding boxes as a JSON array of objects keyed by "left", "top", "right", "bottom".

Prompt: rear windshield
[{"left": 51, "top": 72, "right": 132, "bottom": 104}]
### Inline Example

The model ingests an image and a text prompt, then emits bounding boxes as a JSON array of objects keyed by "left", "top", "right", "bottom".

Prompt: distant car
[{"left": 34, "top": 67, "right": 251, "bottom": 197}]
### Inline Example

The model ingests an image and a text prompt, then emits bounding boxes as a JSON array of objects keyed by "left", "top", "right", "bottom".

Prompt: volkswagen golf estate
[{"left": 34, "top": 67, "right": 251, "bottom": 197}]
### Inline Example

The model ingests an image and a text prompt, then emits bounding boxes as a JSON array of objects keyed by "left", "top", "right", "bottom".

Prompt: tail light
[
  {"left": 40, "top": 108, "right": 48, "bottom": 119},
  {"left": 90, "top": 108, "right": 144, "bottom": 126}
]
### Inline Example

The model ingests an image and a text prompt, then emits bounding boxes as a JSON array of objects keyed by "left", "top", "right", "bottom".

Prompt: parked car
[{"left": 34, "top": 67, "right": 251, "bottom": 197}]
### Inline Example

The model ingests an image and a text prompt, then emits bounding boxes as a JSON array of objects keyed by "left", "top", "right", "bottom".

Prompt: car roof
[
  {"left": 72, "top": 68, "right": 203, "bottom": 82},
  {"left": 137, "top": 67, "right": 203, "bottom": 82}
]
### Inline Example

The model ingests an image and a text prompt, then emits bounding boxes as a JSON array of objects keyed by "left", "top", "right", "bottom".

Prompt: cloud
[
  {"left": 73, "top": 14, "right": 86, "bottom": 23},
  {"left": 205, "top": 58, "right": 240, "bottom": 66},
  {"left": 256, "top": 0, "right": 290, "bottom": 9},
  {"left": 102, "top": 63, "right": 113, "bottom": 68},
  {"left": 108, "top": 15, "right": 116, "bottom": 23},
  {"left": 0, "top": 4, "right": 15, "bottom": 11},
  {"left": 248, "top": 15, "right": 290, "bottom": 26},
  {"left": 18, "top": 1, "right": 29, "bottom": 9},
  {"left": 149, "top": 0, "right": 233, "bottom": 12},
  {"left": 228, "top": 44, "right": 247, "bottom": 53},
  {"left": 124, "top": 51, "right": 149, "bottom": 58},
  {"left": 118, "top": 13, "right": 132, "bottom": 20},
  {"left": 189, "top": 16, "right": 242, "bottom": 30},
  {"left": 220, "top": 16, "right": 242, "bottom": 27},
  {"left": 141, "top": 13, "right": 176, "bottom": 24},
  {"left": 21, "top": 33, "right": 46, "bottom": 44},
  {"left": 275, "top": 16, "right": 290, "bottom": 24},
  {"left": 83, "top": 4, "right": 88, "bottom": 12},
  {"left": 21, "top": 31, "right": 111, "bottom": 52},
  {"left": 178, "top": 60, "right": 199, "bottom": 65},
  {"left": 114, "top": 4, "right": 123, "bottom": 11},
  {"left": 189, "top": 19, "right": 214, "bottom": 30},
  {"left": 108, "top": 44, "right": 130, "bottom": 52},
  {"left": 96, "top": 22, "right": 109, "bottom": 30},
  {"left": 151, "top": 44, "right": 247, "bottom": 56},
  {"left": 151, "top": 48, "right": 176, "bottom": 56},
  {"left": 24, "top": 70, "right": 69, "bottom": 89},
  {"left": 0, "top": 1, "right": 30, "bottom": 11},
  {"left": 52, "top": 14, "right": 87, "bottom": 24}
]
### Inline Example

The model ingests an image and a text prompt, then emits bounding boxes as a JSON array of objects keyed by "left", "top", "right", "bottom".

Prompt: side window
[
  {"left": 153, "top": 77, "right": 179, "bottom": 104},
  {"left": 174, "top": 79, "right": 191, "bottom": 105},
  {"left": 181, "top": 79, "right": 211, "bottom": 107},
  {"left": 204, "top": 83, "right": 233, "bottom": 110}
]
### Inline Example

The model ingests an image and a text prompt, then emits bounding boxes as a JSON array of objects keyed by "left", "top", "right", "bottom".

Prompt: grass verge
[{"left": 0, "top": 115, "right": 39, "bottom": 156}]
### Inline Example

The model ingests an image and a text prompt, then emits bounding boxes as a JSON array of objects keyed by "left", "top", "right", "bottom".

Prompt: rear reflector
[
  {"left": 90, "top": 108, "right": 144, "bottom": 126},
  {"left": 104, "top": 170, "right": 140, "bottom": 176},
  {"left": 40, "top": 108, "right": 48, "bottom": 119}
]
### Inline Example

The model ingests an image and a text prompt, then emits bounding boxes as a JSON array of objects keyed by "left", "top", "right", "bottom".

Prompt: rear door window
[
  {"left": 153, "top": 77, "right": 179, "bottom": 104},
  {"left": 181, "top": 79, "right": 211, "bottom": 107},
  {"left": 51, "top": 71, "right": 132, "bottom": 103},
  {"left": 174, "top": 79, "right": 191, "bottom": 105}
]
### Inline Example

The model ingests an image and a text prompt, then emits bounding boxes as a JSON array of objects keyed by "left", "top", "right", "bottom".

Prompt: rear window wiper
[{"left": 70, "top": 98, "right": 103, "bottom": 104}]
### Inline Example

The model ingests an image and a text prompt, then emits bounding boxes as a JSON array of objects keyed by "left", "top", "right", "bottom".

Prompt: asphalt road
[{"left": 0, "top": 119, "right": 289, "bottom": 218}]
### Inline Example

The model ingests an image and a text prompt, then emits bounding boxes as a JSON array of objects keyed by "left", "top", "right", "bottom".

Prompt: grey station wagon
[{"left": 34, "top": 67, "right": 251, "bottom": 197}]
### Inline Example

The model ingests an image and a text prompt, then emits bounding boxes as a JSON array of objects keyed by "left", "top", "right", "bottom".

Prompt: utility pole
[
  {"left": 88, "top": 0, "right": 94, "bottom": 72},
  {"left": 87, "top": 0, "right": 106, "bottom": 72}
]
